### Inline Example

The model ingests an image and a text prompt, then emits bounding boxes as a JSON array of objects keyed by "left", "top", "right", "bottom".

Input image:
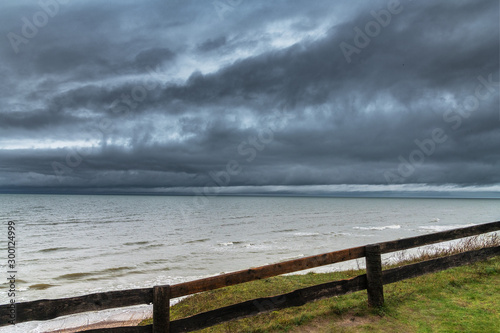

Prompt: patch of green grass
[
  {"left": 140, "top": 236, "right": 499, "bottom": 332},
  {"left": 371, "top": 257, "right": 500, "bottom": 333}
]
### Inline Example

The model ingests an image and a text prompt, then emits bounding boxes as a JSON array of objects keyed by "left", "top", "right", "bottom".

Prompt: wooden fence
[{"left": 1, "top": 221, "right": 499, "bottom": 332}]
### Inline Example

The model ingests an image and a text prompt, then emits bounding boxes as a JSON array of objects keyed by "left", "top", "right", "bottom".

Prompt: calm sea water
[{"left": 0, "top": 194, "right": 499, "bottom": 332}]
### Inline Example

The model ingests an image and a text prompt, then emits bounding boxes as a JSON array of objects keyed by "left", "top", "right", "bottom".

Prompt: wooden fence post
[
  {"left": 365, "top": 244, "right": 384, "bottom": 307},
  {"left": 153, "top": 285, "right": 170, "bottom": 333}
]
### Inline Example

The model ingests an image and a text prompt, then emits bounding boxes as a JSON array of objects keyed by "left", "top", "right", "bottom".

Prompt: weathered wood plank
[
  {"left": 379, "top": 220, "right": 500, "bottom": 254},
  {"left": 169, "top": 246, "right": 366, "bottom": 298},
  {"left": 75, "top": 325, "right": 152, "bottom": 333},
  {"left": 153, "top": 285, "right": 170, "bottom": 333},
  {"left": 383, "top": 245, "right": 500, "bottom": 284},
  {"left": 170, "top": 275, "right": 367, "bottom": 332},
  {"left": 365, "top": 244, "right": 384, "bottom": 307},
  {"left": 0, "top": 288, "right": 152, "bottom": 326}
]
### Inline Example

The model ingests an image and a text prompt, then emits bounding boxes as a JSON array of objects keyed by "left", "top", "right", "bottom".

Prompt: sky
[{"left": 0, "top": 0, "right": 499, "bottom": 197}]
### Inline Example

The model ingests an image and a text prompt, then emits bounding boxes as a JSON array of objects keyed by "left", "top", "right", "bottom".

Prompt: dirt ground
[{"left": 288, "top": 312, "right": 381, "bottom": 333}]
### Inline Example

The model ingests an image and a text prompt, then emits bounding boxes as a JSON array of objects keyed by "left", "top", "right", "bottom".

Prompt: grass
[{"left": 140, "top": 235, "right": 499, "bottom": 332}]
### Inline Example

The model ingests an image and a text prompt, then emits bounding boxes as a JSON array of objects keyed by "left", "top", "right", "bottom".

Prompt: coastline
[
  {"left": 5, "top": 234, "right": 498, "bottom": 332},
  {"left": 3, "top": 305, "right": 152, "bottom": 333},
  {"left": 49, "top": 319, "right": 144, "bottom": 333}
]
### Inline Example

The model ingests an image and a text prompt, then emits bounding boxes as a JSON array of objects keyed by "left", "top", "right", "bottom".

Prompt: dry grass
[{"left": 388, "top": 233, "right": 499, "bottom": 267}]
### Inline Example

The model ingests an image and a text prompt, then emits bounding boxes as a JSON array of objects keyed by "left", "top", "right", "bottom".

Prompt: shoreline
[
  {"left": 4, "top": 305, "right": 152, "bottom": 333},
  {"left": 48, "top": 319, "right": 144, "bottom": 333},
  {"left": 8, "top": 240, "right": 489, "bottom": 332},
  {"left": 6, "top": 235, "right": 497, "bottom": 332}
]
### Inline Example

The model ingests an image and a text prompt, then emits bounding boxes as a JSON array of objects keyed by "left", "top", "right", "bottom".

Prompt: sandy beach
[{"left": 48, "top": 319, "right": 143, "bottom": 333}]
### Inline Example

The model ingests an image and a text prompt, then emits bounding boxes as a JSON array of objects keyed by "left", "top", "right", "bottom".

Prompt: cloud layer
[{"left": 0, "top": 0, "right": 499, "bottom": 194}]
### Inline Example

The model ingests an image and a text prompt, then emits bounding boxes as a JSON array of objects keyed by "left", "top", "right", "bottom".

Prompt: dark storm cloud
[
  {"left": 34, "top": 47, "right": 109, "bottom": 74},
  {"left": 0, "top": 0, "right": 498, "bottom": 195},
  {"left": 133, "top": 48, "right": 176, "bottom": 69},
  {"left": 197, "top": 36, "right": 227, "bottom": 52}
]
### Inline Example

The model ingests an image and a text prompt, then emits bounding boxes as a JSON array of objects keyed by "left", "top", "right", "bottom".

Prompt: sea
[{"left": 0, "top": 194, "right": 499, "bottom": 332}]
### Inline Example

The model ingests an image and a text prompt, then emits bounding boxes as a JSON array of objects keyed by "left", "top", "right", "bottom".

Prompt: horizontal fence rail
[
  {"left": 1, "top": 220, "right": 498, "bottom": 332},
  {"left": 2, "top": 288, "right": 153, "bottom": 324},
  {"left": 379, "top": 220, "right": 500, "bottom": 253},
  {"left": 170, "top": 246, "right": 366, "bottom": 298}
]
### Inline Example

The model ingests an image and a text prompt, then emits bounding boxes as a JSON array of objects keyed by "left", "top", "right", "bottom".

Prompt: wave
[
  {"left": 184, "top": 238, "right": 210, "bottom": 244},
  {"left": 143, "top": 244, "right": 164, "bottom": 249},
  {"left": 274, "top": 228, "right": 298, "bottom": 233},
  {"left": 85, "top": 269, "right": 149, "bottom": 281},
  {"left": 419, "top": 223, "right": 476, "bottom": 232},
  {"left": 39, "top": 246, "right": 78, "bottom": 253},
  {"left": 217, "top": 241, "right": 246, "bottom": 246},
  {"left": 29, "top": 283, "right": 59, "bottom": 290},
  {"left": 224, "top": 215, "right": 254, "bottom": 220},
  {"left": 216, "top": 241, "right": 233, "bottom": 246},
  {"left": 56, "top": 272, "right": 94, "bottom": 280},
  {"left": 0, "top": 279, "right": 27, "bottom": 287},
  {"left": 278, "top": 254, "right": 305, "bottom": 262},
  {"left": 329, "top": 232, "right": 352, "bottom": 237},
  {"left": 123, "top": 241, "right": 150, "bottom": 246},
  {"left": 293, "top": 232, "right": 321, "bottom": 237},
  {"left": 144, "top": 259, "right": 169, "bottom": 265},
  {"left": 55, "top": 266, "right": 137, "bottom": 281},
  {"left": 100, "top": 266, "right": 135, "bottom": 274},
  {"left": 353, "top": 224, "right": 401, "bottom": 231}
]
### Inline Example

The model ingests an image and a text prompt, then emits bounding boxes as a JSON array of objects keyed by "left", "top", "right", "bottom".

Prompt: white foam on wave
[
  {"left": 329, "top": 232, "right": 352, "bottom": 236},
  {"left": 353, "top": 224, "right": 401, "bottom": 231},
  {"left": 217, "top": 241, "right": 252, "bottom": 247},
  {"left": 278, "top": 253, "right": 305, "bottom": 262},
  {"left": 293, "top": 232, "right": 321, "bottom": 237},
  {"left": 419, "top": 223, "right": 476, "bottom": 232}
]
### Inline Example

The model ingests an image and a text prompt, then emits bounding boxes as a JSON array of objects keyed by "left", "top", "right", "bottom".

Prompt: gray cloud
[
  {"left": 0, "top": 0, "right": 498, "bottom": 195},
  {"left": 133, "top": 48, "right": 175, "bottom": 69},
  {"left": 197, "top": 36, "right": 227, "bottom": 52}
]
